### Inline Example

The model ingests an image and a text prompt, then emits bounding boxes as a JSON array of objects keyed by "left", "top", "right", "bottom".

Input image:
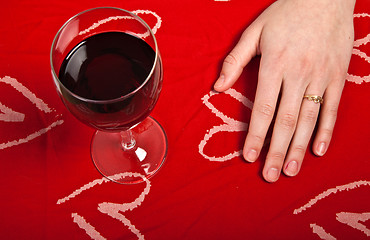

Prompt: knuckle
[
  {"left": 320, "top": 127, "right": 334, "bottom": 138},
  {"left": 332, "top": 67, "right": 347, "bottom": 84},
  {"left": 248, "top": 133, "right": 265, "bottom": 145},
  {"left": 301, "top": 108, "right": 318, "bottom": 124},
  {"left": 268, "top": 151, "right": 286, "bottom": 161},
  {"left": 292, "top": 144, "right": 307, "bottom": 155},
  {"left": 299, "top": 56, "right": 314, "bottom": 74},
  {"left": 325, "top": 104, "right": 338, "bottom": 119},
  {"left": 277, "top": 113, "right": 297, "bottom": 130},
  {"left": 255, "top": 103, "right": 275, "bottom": 119},
  {"left": 224, "top": 51, "right": 240, "bottom": 66}
]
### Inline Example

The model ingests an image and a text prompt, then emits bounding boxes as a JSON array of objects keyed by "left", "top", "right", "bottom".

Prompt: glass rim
[{"left": 50, "top": 6, "right": 160, "bottom": 104}]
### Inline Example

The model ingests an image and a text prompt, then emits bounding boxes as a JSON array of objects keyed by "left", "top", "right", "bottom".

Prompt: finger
[
  {"left": 214, "top": 24, "right": 262, "bottom": 92},
  {"left": 313, "top": 80, "right": 344, "bottom": 156},
  {"left": 262, "top": 84, "right": 305, "bottom": 182},
  {"left": 242, "top": 54, "right": 283, "bottom": 164},
  {"left": 283, "top": 90, "right": 322, "bottom": 177}
]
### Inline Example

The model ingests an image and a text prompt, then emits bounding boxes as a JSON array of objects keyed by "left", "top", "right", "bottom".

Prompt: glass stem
[{"left": 120, "top": 129, "right": 136, "bottom": 150}]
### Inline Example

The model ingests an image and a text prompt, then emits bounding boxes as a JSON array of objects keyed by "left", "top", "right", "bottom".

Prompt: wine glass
[{"left": 50, "top": 7, "right": 167, "bottom": 184}]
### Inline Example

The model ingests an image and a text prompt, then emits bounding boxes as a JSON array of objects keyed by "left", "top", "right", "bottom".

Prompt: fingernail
[
  {"left": 285, "top": 161, "right": 298, "bottom": 176},
  {"left": 214, "top": 75, "right": 225, "bottom": 89},
  {"left": 266, "top": 168, "right": 279, "bottom": 182},
  {"left": 245, "top": 149, "right": 257, "bottom": 162},
  {"left": 317, "top": 142, "right": 326, "bottom": 156}
]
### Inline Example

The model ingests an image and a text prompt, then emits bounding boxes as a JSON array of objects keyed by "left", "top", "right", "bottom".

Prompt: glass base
[{"left": 91, "top": 116, "right": 168, "bottom": 184}]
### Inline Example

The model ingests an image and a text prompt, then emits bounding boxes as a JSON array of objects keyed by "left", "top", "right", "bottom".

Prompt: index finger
[{"left": 243, "top": 53, "right": 283, "bottom": 163}]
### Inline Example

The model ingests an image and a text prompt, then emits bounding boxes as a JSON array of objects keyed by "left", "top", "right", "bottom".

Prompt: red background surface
[{"left": 0, "top": 0, "right": 369, "bottom": 239}]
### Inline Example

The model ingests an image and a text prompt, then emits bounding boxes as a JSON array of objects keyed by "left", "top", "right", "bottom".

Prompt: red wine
[{"left": 58, "top": 32, "right": 162, "bottom": 131}]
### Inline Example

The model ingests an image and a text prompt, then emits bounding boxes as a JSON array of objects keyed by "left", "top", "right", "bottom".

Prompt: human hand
[{"left": 214, "top": 0, "right": 355, "bottom": 182}]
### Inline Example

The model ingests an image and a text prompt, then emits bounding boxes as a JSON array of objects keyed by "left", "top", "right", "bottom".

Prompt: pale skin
[{"left": 214, "top": 0, "right": 356, "bottom": 182}]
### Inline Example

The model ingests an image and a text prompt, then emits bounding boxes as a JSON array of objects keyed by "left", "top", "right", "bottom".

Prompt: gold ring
[{"left": 303, "top": 95, "right": 323, "bottom": 104}]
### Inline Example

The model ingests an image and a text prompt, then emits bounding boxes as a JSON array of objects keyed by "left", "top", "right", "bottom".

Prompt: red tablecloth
[{"left": 1, "top": 0, "right": 369, "bottom": 239}]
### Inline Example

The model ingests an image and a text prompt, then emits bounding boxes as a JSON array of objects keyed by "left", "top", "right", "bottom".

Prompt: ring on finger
[{"left": 303, "top": 95, "right": 323, "bottom": 104}]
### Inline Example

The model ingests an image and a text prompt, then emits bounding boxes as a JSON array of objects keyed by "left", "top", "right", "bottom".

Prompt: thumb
[{"left": 214, "top": 23, "right": 262, "bottom": 92}]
